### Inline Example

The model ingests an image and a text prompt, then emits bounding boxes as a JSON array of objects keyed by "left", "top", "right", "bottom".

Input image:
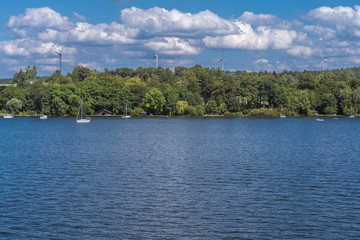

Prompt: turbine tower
[
  {"left": 318, "top": 52, "right": 329, "bottom": 71},
  {"left": 55, "top": 47, "right": 64, "bottom": 73},
  {"left": 217, "top": 50, "right": 225, "bottom": 71},
  {"left": 153, "top": 52, "right": 159, "bottom": 68}
]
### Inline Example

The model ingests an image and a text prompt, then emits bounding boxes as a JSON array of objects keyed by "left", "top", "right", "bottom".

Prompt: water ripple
[{"left": 1, "top": 118, "right": 360, "bottom": 239}]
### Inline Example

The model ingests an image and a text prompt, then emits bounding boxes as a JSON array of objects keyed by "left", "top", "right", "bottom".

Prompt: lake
[{"left": 1, "top": 117, "right": 360, "bottom": 239}]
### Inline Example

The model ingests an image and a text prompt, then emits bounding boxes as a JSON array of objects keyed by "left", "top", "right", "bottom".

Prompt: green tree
[
  {"left": 52, "top": 97, "right": 69, "bottom": 115},
  {"left": 6, "top": 98, "right": 22, "bottom": 113},
  {"left": 71, "top": 65, "right": 91, "bottom": 82},
  {"left": 144, "top": 88, "right": 165, "bottom": 115},
  {"left": 161, "top": 84, "right": 178, "bottom": 115},
  {"left": 219, "top": 102, "right": 227, "bottom": 114},
  {"left": 176, "top": 101, "right": 188, "bottom": 115},
  {"left": 205, "top": 100, "right": 218, "bottom": 114},
  {"left": 12, "top": 68, "right": 29, "bottom": 88},
  {"left": 26, "top": 65, "right": 37, "bottom": 81}
]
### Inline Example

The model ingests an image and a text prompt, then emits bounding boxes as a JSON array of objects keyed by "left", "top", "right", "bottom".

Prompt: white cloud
[
  {"left": 121, "top": 7, "right": 237, "bottom": 37},
  {"left": 144, "top": 37, "right": 201, "bottom": 55},
  {"left": 203, "top": 21, "right": 299, "bottom": 50},
  {"left": 305, "top": 6, "right": 360, "bottom": 39},
  {"left": 0, "top": 39, "right": 77, "bottom": 57},
  {"left": 4, "top": 5, "right": 360, "bottom": 75},
  {"left": 253, "top": 58, "right": 269, "bottom": 64},
  {"left": 287, "top": 46, "right": 313, "bottom": 56},
  {"left": 0, "top": 40, "right": 29, "bottom": 56},
  {"left": 39, "top": 22, "right": 139, "bottom": 44},
  {"left": 239, "top": 11, "right": 303, "bottom": 29},
  {"left": 303, "top": 25, "right": 336, "bottom": 39},
  {"left": 306, "top": 6, "right": 360, "bottom": 27},
  {"left": 7, "top": 7, "right": 73, "bottom": 32}
]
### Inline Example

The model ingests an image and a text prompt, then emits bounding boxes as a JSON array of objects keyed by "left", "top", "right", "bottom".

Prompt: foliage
[
  {"left": 3, "top": 65, "right": 360, "bottom": 117},
  {"left": 6, "top": 98, "right": 22, "bottom": 113},
  {"left": 247, "top": 108, "right": 279, "bottom": 117}
]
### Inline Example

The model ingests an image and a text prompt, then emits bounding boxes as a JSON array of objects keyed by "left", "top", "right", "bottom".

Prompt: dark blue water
[{"left": 1, "top": 117, "right": 360, "bottom": 239}]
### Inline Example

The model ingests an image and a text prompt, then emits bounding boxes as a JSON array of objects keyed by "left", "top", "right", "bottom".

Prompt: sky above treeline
[{"left": 1, "top": 0, "right": 360, "bottom": 77}]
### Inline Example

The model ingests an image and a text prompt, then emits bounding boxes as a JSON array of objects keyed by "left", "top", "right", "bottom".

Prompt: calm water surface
[{"left": 1, "top": 117, "right": 360, "bottom": 239}]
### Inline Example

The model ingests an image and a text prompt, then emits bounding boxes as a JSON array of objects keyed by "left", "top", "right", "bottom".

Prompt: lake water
[{"left": 1, "top": 117, "right": 360, "bottom": 239}]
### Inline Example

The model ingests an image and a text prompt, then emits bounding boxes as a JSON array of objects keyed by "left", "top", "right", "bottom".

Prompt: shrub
[{"left": 247, "top": 108, "right": 278, "bottom": 117}]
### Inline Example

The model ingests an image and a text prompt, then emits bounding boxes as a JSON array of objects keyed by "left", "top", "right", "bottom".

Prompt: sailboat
[
  {"left": 3, "top": 114, "right": 13, "bottom": 119},
  {"left": 280, "top": 109, "right": 286, "bottom": 118},
  {"left": 3, "top": 108, "right": 13, "bottom": 118},
  {"left": 76, "top": 97, "right": 91, "bottom": 123},
  {"left": 121, "top": 103, "right": 131, "bottom": 119},
  {"left": 40, "top": 106, "right": 47, "bottom": 119}
]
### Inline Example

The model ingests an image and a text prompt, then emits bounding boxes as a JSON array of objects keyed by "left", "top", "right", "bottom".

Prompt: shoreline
[{"left": 1, "top": 114, "right": 357, "bottom": 119}]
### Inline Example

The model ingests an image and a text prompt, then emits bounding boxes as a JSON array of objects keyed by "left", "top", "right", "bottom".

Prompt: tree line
[{"left": 2, "top": 64, "right": 360, "bottom": 117}]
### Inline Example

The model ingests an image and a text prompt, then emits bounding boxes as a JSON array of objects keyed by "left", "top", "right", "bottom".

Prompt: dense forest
[{"left": 2, "top": 64, "right": 360, "bottom": 117}]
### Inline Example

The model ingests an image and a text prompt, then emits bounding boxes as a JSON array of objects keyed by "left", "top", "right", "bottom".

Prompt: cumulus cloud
[
  {"left": 3, "top": 5, "right": 360, "bottom": 74},
  {"left": 203, "top": 22, "right": 300, "bottom": 50},
  {"left": 39, "top": 22, "right": 139, "bottom": 44},
  {"left": 304, "top": 6, "right": 360, "bottom": 39},
  {"left": 144, "top": 37, "right": 201, "bottom": 55},
  {"left": 253, "top": 58, "right": 269, "bottom": 64},
  {"left": 303, "top": 25, "right": 336, "bottom": 39},
  {"left": 239, "top": 11, "right": 303, "bottom": 29},
  {"left": 7, "top": 7, "right": 73, "bottom": 33},
  {"left": 0, "top": 39, "right": 58, "bottom": 56},
  {"left": 306, "top": 6, "right": 360, "bottom": 26},
  {"left": 121, "top": 7, "right": 237, "bottom": 37},
  {"left": 287, "top": 46, "right": 313, "bottom": 56}
]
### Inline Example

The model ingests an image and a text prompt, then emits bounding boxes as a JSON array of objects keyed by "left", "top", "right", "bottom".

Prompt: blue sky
[{"left": 1, "top": 0, "right": 360, "bottom": 77}]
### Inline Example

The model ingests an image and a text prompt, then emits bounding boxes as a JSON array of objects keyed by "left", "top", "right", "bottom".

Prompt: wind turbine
[
  {"left": 55, "top": 47, "right": 64, "bottom": 73},
  {"left": 318, "top": 52, "right": 329, "bottom": 71},
  {"left": 153, "top": 52, "right": 159, "bottom": 68},
  {"left": 217, "top": 50, "right": 225, "bottom": 71}
]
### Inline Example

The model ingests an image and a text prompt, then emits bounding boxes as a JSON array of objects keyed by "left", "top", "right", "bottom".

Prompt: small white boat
[
  {"left": 121, "top": 103, "right": 131, "bottom": 119},
  {"left": 40, "top": 106, "right": 47, "bottom": 119},
  {"left": 77, "top": 118, "right": 91, "bottom": 123},
  {"left": 280, "top": 109, "right": 286, "bottom": 118},
  {"left": 76, "top": 97, "right": 91, "bottom": 123},
  {"left": 3, "top": 114, "right": 13, "bottom": 119},
  {"left": 316, "top": 118, "right": 324, "bottom": 122}
]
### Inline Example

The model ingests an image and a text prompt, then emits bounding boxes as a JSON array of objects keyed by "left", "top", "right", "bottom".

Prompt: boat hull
[{"left": 77, "top": 118, "right": 91, "bottom": 123}]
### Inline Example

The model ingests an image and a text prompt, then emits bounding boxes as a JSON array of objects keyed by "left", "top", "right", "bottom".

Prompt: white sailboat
[
  {"left": 3, "top": 114, "right": 13, "bottom": 119},
  {"left": 121, "top": 103, "right": 131, "bottom": 119},
  {"left": 40, "top": 106, "right": 47, "bottom": 119},
  {"left": 280, "top": 109, "right": 286, "bottom": 118},
  {"left": 77, "top": 97, "right": 91, "bottom": 123}
]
